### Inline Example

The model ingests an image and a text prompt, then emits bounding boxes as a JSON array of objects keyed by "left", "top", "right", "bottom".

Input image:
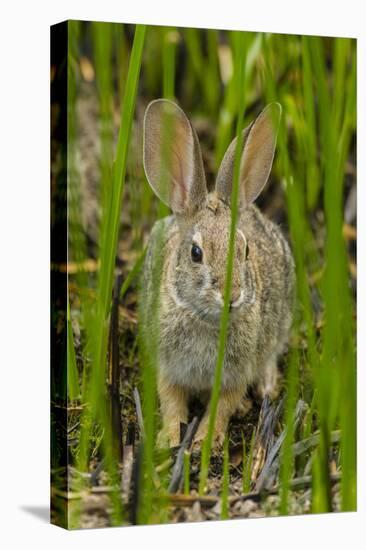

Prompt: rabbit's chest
[{"left": 159, "top": 313, "right": 252, "bottom": 392}]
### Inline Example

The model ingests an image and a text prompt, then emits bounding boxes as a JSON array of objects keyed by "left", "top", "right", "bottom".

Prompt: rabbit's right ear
[
  {"left": 216, "top": 103, "right": 282, "bottom": 209},
  {"left": 143, "top": 99, "right": 207, "bottom": 215}
]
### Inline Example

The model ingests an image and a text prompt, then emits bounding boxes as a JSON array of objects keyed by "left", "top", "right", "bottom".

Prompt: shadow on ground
[{"left": 20, "top": 506, "right": 49, "bottom": 523}]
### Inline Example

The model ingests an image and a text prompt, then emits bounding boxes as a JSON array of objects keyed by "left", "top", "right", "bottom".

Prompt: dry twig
[{"left": 168, "top": 417, "right": 199, "bottom": 493}]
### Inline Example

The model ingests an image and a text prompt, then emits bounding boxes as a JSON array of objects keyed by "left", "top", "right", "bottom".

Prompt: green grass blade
[
  {"left": 279, "top": 347, "right": 299, "bottom": 515},
  {"left": 92, "top": 21, "right": 114, "bottom": 246},
  {"left": 206, "top": 29, "right": 220, "bottom": 116},
  {"left": 120, "top": 247, "right": 147, "bottom": 300},
  {"left": 163, "top": 27, "right": 177, "bottom": 100},
  {"left": 98, "top": 24, "right": 146, "bottom": 314},
  {"left": 221, "top": 436, "right": 229, "bottom": 519},
  {"left": 301, "top": 35, "right": 320, "bottom": 210},
  {"left": 335, "top": 41, "right": 356, "bottom": 511},
  {"left": 199, "top": 30, "right": 248, "bottom": 495}
]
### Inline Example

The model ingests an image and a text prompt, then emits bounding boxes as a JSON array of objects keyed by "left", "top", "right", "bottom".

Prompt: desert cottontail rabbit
[{"left": 141, "top": 99, "right": 295, "bottom": 448}]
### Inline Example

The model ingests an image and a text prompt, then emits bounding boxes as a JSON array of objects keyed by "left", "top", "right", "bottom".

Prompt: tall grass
[
  {"left": 260, "top": 32, "right": 356, "bottom": 512},
  {"left": 162, "top": 27, "right": 177, "bottom": 100},
  {"left": 91, "top": 21, "right": 114, "bottom": 246},
  {"left": 63, "top": 22, "right": 356, "bottom": 527},
  {"left": 67, "top": 22, "right": 146, "bottom": 526}
]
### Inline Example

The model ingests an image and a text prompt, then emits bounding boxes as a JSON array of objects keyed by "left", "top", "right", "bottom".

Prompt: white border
[{"left": 0, "top": 1, "right": 364, "bottom": 548}]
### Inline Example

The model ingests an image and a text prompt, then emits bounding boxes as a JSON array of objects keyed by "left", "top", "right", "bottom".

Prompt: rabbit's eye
[{"left": 191, "top": 244, "right": 203, "bottom": 263}]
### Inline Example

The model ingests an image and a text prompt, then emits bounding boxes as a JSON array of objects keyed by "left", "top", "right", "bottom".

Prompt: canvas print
[{"left": 50, "top": 20, "right": 356, "bottom": 529}]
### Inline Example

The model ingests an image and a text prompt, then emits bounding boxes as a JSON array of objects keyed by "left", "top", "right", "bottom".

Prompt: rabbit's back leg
[{"left": 157, "top": 371, "right": 188, "bottom": 448}]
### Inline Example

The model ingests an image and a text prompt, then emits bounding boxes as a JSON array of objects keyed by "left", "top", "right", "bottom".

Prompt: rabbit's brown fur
[{"left": 141, "top": 100, "right": 295, "bottom": 448}]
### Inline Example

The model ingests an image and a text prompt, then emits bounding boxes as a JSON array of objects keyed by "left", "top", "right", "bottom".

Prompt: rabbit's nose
[{"left": 230, "top": 289, "right": 242, "bottom": 308}]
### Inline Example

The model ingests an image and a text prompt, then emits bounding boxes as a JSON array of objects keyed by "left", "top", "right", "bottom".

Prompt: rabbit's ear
[
  {"left": 216, "top": 103, "right": 281, "bottom": 209},
  {"left": 143, "top": 99, "right": 207, "bottom": 215}
]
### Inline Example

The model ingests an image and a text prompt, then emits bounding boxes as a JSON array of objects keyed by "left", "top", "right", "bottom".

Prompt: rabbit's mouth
[
  {"left": 189, "top": 290, "right": 245, "bottom": 325},
  {"left": 189, "top": 305, "right": 222, "bottom": 325},
  {"left": 230, "top": 289, "right": 245, "bottom": 310},
  {"left": 168, "top": 279, "right": 246, "bottom": 324}
]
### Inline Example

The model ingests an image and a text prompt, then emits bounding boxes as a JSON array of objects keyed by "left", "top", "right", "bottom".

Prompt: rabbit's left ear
[{"left": 215, "top": 103, "right": 281, "bottom": 209}]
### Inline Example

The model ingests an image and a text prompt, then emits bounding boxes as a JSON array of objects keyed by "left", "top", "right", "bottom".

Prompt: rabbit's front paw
[
  {"left": 157, "top": 377, "right": 188, "bottom": 448},
  {"left": 192, "top": 419, "right": 208, "bottom": 450},
  {"left": 157, "top": 423, "right": 181, "bottom": 449},
  {"left": 236, "top": 396, "right": 253, "bottom": 416},
  {"left": 193, "top": 419, "right": 226, "bottom": 453}
]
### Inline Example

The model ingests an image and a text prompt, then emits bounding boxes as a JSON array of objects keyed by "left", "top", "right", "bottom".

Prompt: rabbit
[{"left": 140, "top": 99, "right": 295, "bottom": 449}]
